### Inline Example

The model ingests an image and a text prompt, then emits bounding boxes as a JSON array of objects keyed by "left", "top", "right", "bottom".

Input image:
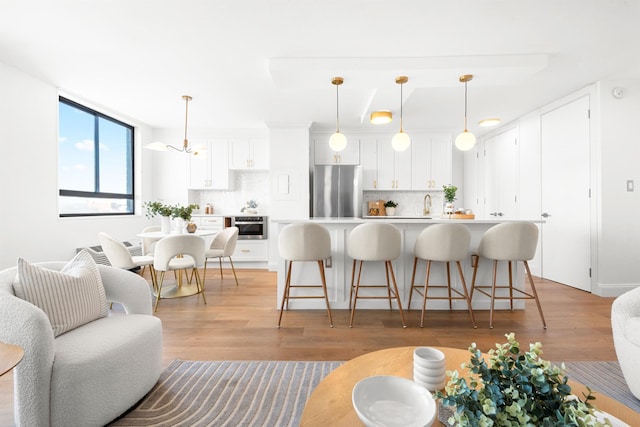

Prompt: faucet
[{"left": 423, "top": 194, "right": 431, "bottom": 215}]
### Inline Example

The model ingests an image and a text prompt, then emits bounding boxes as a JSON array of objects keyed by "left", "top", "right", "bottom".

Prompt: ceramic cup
[{"left": 413, "top": 347, "right": 446, "bottom": 391}]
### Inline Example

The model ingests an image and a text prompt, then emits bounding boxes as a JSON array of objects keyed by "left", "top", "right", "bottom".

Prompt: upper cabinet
[
  {"left": 188, "top": 139, "right": 232, "bottom": 190},
  {"left": 229, "top": 138, "right": 269, "bottom": 170},
  {"left": 411, "top": 134, "right": 452, "bottom": 190},
  {"left": 360, "top": 137, "right": 411, "bottom": 190},
  {"left": 314, "top": 139, "right": 360, "bottom": 165}
]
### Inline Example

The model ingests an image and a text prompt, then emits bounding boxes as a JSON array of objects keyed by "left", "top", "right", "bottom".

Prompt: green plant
[
  {"left": 443, "top": 185, "right": 457, "bottom": 203},
  {"left": 143, "top": 201, "right": 173, "bottom": 219},
  {"left": 436, "top": 333, "right": 611, "bottom": 427},
  {"left": 171, "top": 203, "right": 199, "bottom": 221},
  {"left": 384, "top": 200, "right": 398, "bottom": 208}
]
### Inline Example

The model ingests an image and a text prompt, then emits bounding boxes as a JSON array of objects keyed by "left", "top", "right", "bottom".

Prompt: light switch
[{"left": 627, "top": 180, "right": 634, "bottom": 192}]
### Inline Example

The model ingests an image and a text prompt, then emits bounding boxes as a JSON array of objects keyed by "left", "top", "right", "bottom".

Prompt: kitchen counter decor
[
  {"left": 384, "top": 200, "right": 398, "bottom": 216},
  {"left": 442, "top": 185, "right": 457, "bottom": 216},
  {"left": 436, "top": 333, "right": 611, "bottom": 427}
]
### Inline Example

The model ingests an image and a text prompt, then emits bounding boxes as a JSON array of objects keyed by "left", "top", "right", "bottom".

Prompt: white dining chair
[
  {"left": 202, "top": 227, "right": 240, "bottom": 286},
  {"left": 98, "top": 232, "right": 156, "bottom": 290},
  {"left": 153, "top": 234, "right": 206, "bottom": 312}
]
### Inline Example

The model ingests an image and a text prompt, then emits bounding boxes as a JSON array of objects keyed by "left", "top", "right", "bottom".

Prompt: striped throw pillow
[{"left": 14, "top": 250, "right": 109, "bottom": 337}]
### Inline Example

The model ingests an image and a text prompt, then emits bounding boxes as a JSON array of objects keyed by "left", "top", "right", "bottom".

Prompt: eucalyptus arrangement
[
  {"left": 143, "top": 201, "right": 173, "bottom": 219},
  {"left": 442, "top": 185, "right": 458, "bottom": 204},
  {"left": 171, "top": 204, "right": 199, "bottom": 222},
  {"left": 436, "top": 333, "right": 611, "bottom": 427}
]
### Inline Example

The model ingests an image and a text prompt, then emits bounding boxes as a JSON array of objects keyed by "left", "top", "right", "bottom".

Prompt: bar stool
[
  {"left": 470, "top": 222, "right": 547, "bottom": 329},
  {"left": 348, "top": 223, "right": 407, "bottom": 328},
  {"left": 278, "top": 222, "right": 333, "bottom": 328},
  {"left": 408, "top": 224, "right": 476, "bottom": 328}
]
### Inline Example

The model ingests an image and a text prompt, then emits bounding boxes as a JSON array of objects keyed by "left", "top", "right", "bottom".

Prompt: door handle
[
  {"left": 497, "top": 212, "right": 504, "bottom": 216},
  {"left": 489, "top": 212, "right": 497, "bottom": 216},
  {"left": 541, "top": 212, "right": 551, "bottom": 218}
]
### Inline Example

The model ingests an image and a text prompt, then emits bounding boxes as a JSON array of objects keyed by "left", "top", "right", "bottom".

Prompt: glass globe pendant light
[
  {"left": 454, "top": 74, "right": 477, "bottom": 151},
  {"left": 329, "top": 77, "right": 347, "bottom": 152},
  {"left": 391, "top": 76, "right": 411, "bottom": 151}
]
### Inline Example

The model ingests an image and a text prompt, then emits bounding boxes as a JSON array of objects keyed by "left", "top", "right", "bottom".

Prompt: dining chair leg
[
  {"left": 228, "top": 257, "right": 239, "bottom": 286},
  {"left": 193, "top": 268, "right": 207, "bottom": 304},
  {"left": 154, "top": 271, "right": 166, "bottom": 312},
  {"left": 202, "top": 258, "right": 209, "bottom": 284},
  {"left": 218, "top": 257, "right": 224, "bottom": 280}
]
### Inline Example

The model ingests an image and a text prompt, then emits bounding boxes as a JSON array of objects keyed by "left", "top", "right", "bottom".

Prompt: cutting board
[{"left": 442, "top": 213, "right": 475, "bottom": 219}]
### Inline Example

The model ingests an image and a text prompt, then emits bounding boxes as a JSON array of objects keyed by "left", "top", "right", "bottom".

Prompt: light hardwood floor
[{"left": 0, "top": 267, "right": 619, "bottom": 424}]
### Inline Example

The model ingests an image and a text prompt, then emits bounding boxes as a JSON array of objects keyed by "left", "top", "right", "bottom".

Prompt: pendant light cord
[
  {"left": 399, "top": 82, "right": 404, "bottom": 132},
  {"left": 335, "top": 83, "right": 340, "bottom": 133},
  {"left": 183, "top": 96, "right": 190, "bottom": 149},
  {"left": 463, "top": 80, "right": 468, "bottom": 132}
]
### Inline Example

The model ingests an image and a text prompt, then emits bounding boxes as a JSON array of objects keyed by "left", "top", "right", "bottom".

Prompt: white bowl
[
  {"left": 413, "top": 366, "right": 446, "bottom": 383},
  {"left": 413, "top": 371, "right": 447, "bottom": 392},
  {"left": 352, "top": 375, "right": 436, "bottom": 427},
  {"left": 414, "top": 347, "right": 446, "bottom": 370},
  {"left": 413, "top": 362, "right": 445, "bottom": 378}
]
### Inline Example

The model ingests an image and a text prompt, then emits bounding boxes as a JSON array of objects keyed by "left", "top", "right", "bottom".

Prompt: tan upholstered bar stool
[
  {"left": 470, "top": 221, "right": 547, "bottom": 329},
  {"left": 348, "top": 223, "right": 407, "bottom": 328},
  {"left": 278, "top": 222, "right": 334, "bottom": 328},
  {"left": 408, "top": 224, "right": 476, "bottom": 328}
]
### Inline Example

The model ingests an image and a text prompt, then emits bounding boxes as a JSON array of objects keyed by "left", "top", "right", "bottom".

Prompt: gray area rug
[
  {"left": 109, "top": 360, "right": 342, "bottom": 427},
  {"left": 110, "top": 360, "right": 639, "bottom": 426}
]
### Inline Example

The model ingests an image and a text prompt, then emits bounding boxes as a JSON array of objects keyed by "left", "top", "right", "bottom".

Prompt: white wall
[
  {"left": 0, "top": 62, "right": 155, "bottom": 269},
  {"left": 597, "top": 79, "right": 640, "bottom": 292}
]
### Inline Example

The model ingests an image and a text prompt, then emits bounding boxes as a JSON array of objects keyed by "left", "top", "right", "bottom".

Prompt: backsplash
[
  {"left": 189, "top": 171, "right": 271, "bottom": 215},
  {"left": 363, "top": 191, "right": 448, "bottom": 217}
]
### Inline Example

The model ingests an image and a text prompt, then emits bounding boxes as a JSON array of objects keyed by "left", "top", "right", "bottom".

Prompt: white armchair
[
  {"left": 611, "top": 286, "right": 640, "bottom": 400},
  {"left": 0, "top": 262, "right": 163, "bottom": 427}
]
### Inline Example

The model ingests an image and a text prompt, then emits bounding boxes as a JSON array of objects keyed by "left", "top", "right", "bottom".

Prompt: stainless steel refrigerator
[{"left": 313, "top": 165, "right": 362, "bottom": 217}]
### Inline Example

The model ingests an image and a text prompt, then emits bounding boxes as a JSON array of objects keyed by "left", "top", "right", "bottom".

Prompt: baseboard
[{"left": 593, "top": 282, "right": 639, "bottom": 297}]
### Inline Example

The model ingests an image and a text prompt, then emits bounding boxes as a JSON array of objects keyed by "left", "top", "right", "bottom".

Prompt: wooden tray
[{"left": 442, "top": 213, "right": 475, "bottom": 219}]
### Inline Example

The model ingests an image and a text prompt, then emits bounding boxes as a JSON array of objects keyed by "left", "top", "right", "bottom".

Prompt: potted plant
[
  {"left": 171, "top": 203, "right": 199, "bottom": 233},
  {"left": 143, "top": 201, "right": 174, "bottom": 233},
  {"left": 435, "top": 333, "right": 610, "bottom": 426},
  {"left": 442, "top": 185, "right": 457, "bottom": 215},
  {"left": 384, "top": 200, "right": 398, "bottom": 216}
]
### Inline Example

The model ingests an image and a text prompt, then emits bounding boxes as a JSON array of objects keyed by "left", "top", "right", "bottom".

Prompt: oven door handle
[{"left": 233, "top": 221, "right": 262, "bottom": 225}]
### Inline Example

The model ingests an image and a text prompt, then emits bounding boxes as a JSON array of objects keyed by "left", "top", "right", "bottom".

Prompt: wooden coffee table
[
  {"left": 0, "top": 341, "right": 23, "bottom": 377},
  {"left": 300, "top": 346, "right": 638, "bottom": 426}
]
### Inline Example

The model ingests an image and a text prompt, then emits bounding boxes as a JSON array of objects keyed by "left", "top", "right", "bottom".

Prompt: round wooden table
[
  {"left": 0, "top": 341, "right": 24, "bottom": 377},
  {"left": 300, "top": 346, "right": 638, "bottom": 426}
]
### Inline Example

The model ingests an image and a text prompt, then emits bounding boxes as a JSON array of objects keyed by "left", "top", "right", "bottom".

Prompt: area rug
[
  {"left": 109, "top": 360, "right": 342, "bottom": 427},
  {"left": 110, "top": 360, "right": 639, "bottom": 426}
]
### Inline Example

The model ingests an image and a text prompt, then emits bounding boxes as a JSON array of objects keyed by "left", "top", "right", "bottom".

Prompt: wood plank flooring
[{"left": 0, "top": 267, "right": 619, "bottom": 425}]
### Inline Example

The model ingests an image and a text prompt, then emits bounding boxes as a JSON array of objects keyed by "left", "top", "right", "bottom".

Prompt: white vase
[
  {"left": 386, "top": 207, "right": 396, "bottom": 216},
  {"left": 161, "top": 216, "right": 171, "bottom": 234},
  {"left": 174, "top": 218, "right": 186, "bottom": 234}
]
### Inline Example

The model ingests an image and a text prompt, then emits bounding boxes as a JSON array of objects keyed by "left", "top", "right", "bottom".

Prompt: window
[{"left": 58, "top": 97, "right": 134, "bottom": 216}]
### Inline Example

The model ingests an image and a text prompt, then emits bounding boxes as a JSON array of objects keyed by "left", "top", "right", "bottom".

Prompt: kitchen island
[{"left": 271, "top": 217, "right": 542, "bottom": 311}]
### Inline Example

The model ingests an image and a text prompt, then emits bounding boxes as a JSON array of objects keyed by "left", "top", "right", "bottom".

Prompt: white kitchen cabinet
[
  {"left": 314, "top": 139, "right": 360, "bottom": 165},
  {"left": 188, "top": 139, "right": 232, "bottom": 190},
  {"left": 411, "top": 134, "right": 452, "bottom": 190},
  {"left": 233, "top": 240, "right": 268, "bottom": 261},
  {"left": 229, "top": 138, "right": 269, "bottom": 170},
  {"left": 360, "top": 137, "right": 378, "bottom": 190},
  {"left": 376, "top": 139, "right": 412, "bottom": 190}
]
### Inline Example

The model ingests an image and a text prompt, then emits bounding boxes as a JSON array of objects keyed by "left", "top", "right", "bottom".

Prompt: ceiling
[{"left": 2, "top": 0, "right": 639, "bottom": 137}]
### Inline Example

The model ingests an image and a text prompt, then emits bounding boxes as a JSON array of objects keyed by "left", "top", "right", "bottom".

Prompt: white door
[
  {"left": 541, "top": 95, "right": 591, "bottom": 291},
  {"left": 483, "top": 128, "right": 517, "bottom": 219}
]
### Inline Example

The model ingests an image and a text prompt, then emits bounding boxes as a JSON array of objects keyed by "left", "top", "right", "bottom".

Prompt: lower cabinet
[{"left": 233, "top": 240, "right": 268, "bottom": 261}]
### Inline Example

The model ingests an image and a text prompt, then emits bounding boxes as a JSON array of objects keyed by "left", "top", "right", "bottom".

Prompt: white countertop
[{"left": 271, "top": 217, "right": 543, "bottom": 224}]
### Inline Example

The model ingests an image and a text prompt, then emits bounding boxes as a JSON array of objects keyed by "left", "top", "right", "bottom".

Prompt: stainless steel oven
[{"left": 231, "top": 216, "right": 268, "bottom": 240}]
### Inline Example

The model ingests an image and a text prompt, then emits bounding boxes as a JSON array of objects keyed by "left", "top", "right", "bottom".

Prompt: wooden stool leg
[
  {"left": 348, "top": 259, "right": 357, "bottom": 309},
  {"left": 508, "top": 261, "right": 514, "bottom": 311},
  {"left": 387, "top": 261, "right": 407, "bottom": 328},
  {"left": 317, "top": 260, "right": 334, "bottom": 328},
  {"left": 408, "top": 257, "right": 419, "bottom": 310},
  {"left": 349, "top": 260, "right": 363, "bottom": 328},
  {"left": 420, "top": 260, "right": 431, "bottom": 328},
  {"left": 524, "top": 261, "right": 547, "bottom": 329},
  {"left": 490, "top": 260, "right": 498, "bottom": 329},
  {"left": 456, "top": 261, "right": 477, "bottom": 328},
  {"left": 470, "top": 255, "right": 480, "bottom": 300},
  {"left": 384, "top": 262, "right": 393, "bottom": 310},
  {"left": 446, "top": 261, "right": 453, "bottom": 310},
  {"left": 278, "top": 260, "right": 293, "bottom": 327}
]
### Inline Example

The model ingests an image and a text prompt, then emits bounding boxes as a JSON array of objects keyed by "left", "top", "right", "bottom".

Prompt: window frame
[{"left": 58, "top": 96, "right": 135, "bottom": 217}]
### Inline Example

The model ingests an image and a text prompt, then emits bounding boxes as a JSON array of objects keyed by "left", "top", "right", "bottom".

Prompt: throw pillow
[{"left": 14, "top": 250, "right": 109, "bottom": 337}]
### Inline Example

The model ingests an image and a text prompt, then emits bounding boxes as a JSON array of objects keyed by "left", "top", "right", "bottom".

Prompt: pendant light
[
  {"left": 145, "top": 95, "right": 206, "bottom": 155},
  {"left": 454, "top": 74, "right": 476, "bottom": 151},
  {"left": 391, "top": 76, "right": 411, "bottom": 151},
  {"left": 328, "top": 77, "right": 347, "bottom": 152}
]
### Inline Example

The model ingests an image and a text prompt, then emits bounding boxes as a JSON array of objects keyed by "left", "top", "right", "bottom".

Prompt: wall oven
[{"left": 231, "top": 216, "right": 268, "bottom": 240}]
